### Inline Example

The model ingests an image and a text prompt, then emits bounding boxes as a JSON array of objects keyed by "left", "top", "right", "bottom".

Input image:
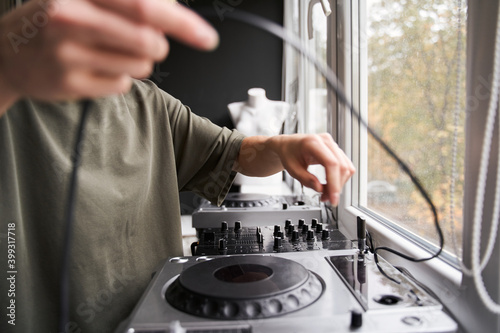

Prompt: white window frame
[
  {"left": 334, "top": 0, "right": 462, "bottom": 275},
  {"left": 331, "top": 1, "right": 500, "bottom": 332},
  {"left": 285, "top": 1, "right": 500, "bottom": 331}
]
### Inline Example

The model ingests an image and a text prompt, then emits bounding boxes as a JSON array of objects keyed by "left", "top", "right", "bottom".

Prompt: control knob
[
  {"left": 234, "top": 221, "right": 241, "bottom": 232},
  {"left": 218, "top": 239, "right": 227, "bottom": 252},
  {"left": 273, "top": 237, "right": 283, "bottom": 251},
  {"left": 321, "top": 230, "right": 330, "bottom": 240},
  {"left": 350, "top": 310, "right": 363, "bottom": 328},
  {"left": 221, "top": 221, "right": 228, "bottom": 232},
  {"left": 274, "top": 225, "right": 281, "bottom": 237}
]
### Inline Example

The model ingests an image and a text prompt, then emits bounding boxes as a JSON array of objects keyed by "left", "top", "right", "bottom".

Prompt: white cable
[
  {"left": 470, "top": 0, "right": 500, "bottom": 314},
  {"left": 448, "top": 0, "right": 473, "bottom": 274},
  {"left": 448, "top": 0, "right": 499, "bottom": 276}
]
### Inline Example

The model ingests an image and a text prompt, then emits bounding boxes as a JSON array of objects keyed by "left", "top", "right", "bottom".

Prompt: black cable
[
  {"left": 366, "top": 230, "right": 375, "bottom": 254},
  {"left": 55, "top": 11, "right": 446, "bottom": 328},
  {"left": 197, "top": 9, "right": 444, "bottom": 265},
  {"left": 58, "top": 99, "right": 92, "bottom": 333}
]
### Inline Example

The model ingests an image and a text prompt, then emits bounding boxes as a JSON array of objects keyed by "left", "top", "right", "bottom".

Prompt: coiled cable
[
  {"left": 202, "top": 7, "right": 444, "bottom": 274},
  {"left": 469, "top": 0, "right": 500, "bottom": 314}
]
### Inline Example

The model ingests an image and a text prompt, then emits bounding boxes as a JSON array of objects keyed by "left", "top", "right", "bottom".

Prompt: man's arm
[
  {"left": 233, "top": 133, "right": 355, "bottom": 206},
  {"left": 0, "top": 0, "right": 219, "bottom": 116}
]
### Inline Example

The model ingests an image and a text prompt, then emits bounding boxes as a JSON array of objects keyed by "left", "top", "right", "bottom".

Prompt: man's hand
[
  {"left": 234, "top": 133, "right": 355, "bottom": 206},
  {"left": 0, "top": 0, "right": 218, "bottom": 115}
]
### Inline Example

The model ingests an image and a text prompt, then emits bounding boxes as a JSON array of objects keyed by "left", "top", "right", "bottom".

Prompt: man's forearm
[{"left": 233, "top": 135, "right": 284, "bottom": 177}]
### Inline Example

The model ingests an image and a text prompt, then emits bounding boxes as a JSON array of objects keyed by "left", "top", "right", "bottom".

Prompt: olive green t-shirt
[{"left": 0, "top": 80, "right": 245, "bottom": 333}]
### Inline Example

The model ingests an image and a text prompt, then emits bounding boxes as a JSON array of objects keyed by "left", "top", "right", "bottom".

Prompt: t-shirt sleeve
[{"left": 139, "top": 80, "right": 245, "bottom": 206}]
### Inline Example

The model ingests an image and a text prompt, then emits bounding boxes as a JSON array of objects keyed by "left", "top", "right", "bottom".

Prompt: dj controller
[
  {"left": 116, "top": 194, "right": 457, "bottom": 333},
  {"left": 193, "top": 218, "right": 352, "bottom": 256},
  {"left": 191, "top": 193, "right": 322, "bottom": 229}
]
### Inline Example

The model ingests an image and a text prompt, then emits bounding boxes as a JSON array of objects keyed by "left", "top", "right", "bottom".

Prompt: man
[{"left": 0, "top": 1, "right": 355, "bottom": 332}]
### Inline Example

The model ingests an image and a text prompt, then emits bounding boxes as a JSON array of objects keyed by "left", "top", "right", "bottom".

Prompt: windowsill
[{"left": 340, "top": 205, "right": 462, "bottom": 300}]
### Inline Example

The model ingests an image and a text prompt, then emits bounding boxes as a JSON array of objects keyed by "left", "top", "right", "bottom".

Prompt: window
[
  {"left": 341, "top": 0, "right": 467, "bottom": 264},
  {"left": 284, "top": 0, "right": 329, "bottom": 136},
  {"left": 303, "top": 0, "right": 329, "bottom": 135},
  {"left": 285, "top": 2, "right": 500, "bottom": 330},
  {"left": 283, "top": 0, "right": 331, "bottom": 191},
  {"left": 364, "top": 0, "right": 466, "bottom": 259},
  {"left": 285, "top": 1, "right": 466, "bottom": 262}
]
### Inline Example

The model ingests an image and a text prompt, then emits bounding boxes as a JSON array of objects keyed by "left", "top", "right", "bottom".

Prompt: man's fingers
[
  {"left": 303, "top": 138, "right": 342, "bottom": 192},
  {"left": 323, "top": 135, "right": 355, "bottom": 180},
  {"left": 303, "top": 134, "right": 355, "bottom": 205},
  {"left": 56, "top": 41, "right": 156, "bottom": 79},
  {"left": 283, "top": 158, "right": 324, "bottom": 193},
  {"left": 89, "top": 0, "right": 219, "bottom": 50},
  {"left": 51, "top": 0, "right": 168, "bottom": 61},
  {"left": 323, "top": 137, "right": 355, "bottom": 191}
]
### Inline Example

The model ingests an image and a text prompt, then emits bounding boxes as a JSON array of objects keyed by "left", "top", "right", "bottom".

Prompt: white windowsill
[{"left": 340, "top": 205, "right": 463, "bottom": 294}]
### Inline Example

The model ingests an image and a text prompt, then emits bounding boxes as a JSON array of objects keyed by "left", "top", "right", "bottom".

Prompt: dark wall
[
  {"left": 152, "top": 0, "right": 284, "bottom": 214},
  {"left": 153, "top": 0, "right": 284, "bottom": 129}
]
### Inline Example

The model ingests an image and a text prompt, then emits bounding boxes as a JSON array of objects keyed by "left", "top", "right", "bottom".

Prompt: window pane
[
  {"left": 364, "top": 0, "right": 466, "bottom": 257},
  {"left": 305, "top": 3, "right": 328, "bottom": 135},
  {"left": 304, "top": 2, "right": 328, "bottom": 187}
]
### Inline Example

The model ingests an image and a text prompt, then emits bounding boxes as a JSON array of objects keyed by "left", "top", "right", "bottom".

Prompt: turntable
[
  {"left": 117, "top": 251, "right": 457, "bottom": 333},
  {"left": 165, "top": 255, "right": 324, "bottom": 320},
  {"left": 191, "top": 193, "right": 322, "bottom": 229}
]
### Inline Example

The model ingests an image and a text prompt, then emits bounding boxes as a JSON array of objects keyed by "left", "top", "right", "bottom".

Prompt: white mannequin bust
[{"left": 228, "top": 88, "right": 289, "bottom": 136}]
